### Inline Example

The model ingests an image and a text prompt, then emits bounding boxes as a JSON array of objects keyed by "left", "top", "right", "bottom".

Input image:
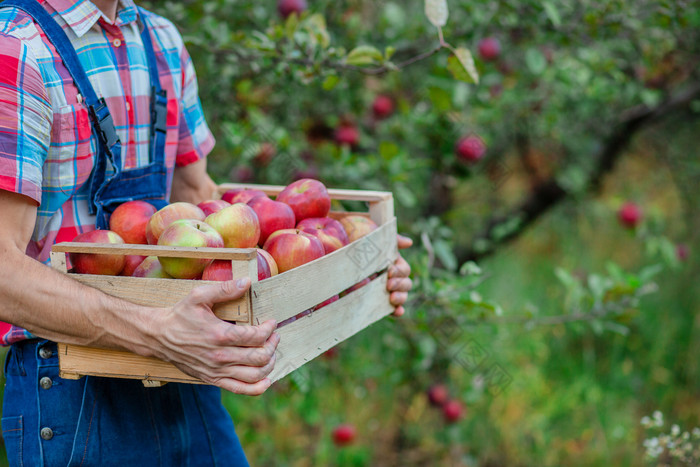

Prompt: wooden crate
[{"left": 51, "top": 184, "right": 398, "bottom": 387}]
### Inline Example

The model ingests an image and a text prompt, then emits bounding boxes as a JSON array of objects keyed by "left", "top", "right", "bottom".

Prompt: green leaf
[
  {"left": 424, "top": 0, "right": 449, "bottom": 27},
  {"left": 434, "top": 239, "right": 457, "bottom": 271},
  {"left": 304, "top": 13, "right": 331, "bottom": 48},
  {"left": 345, "top": 45, "right": 384, "bottom": 66},
  {"left": 322, "top": 74, "right": 340, "bottom": 90},
  {"left": 543, "top": 1, "right": 561, "bottom": 27},
  {"left": 525, "top": 48, "right": 547, "bottom": 75},
  {"left": 447, "top": 47, "right": 479, "bottom": 84},
  {"left": 385, "top": 46, "right": 396, "bottom": 61}
]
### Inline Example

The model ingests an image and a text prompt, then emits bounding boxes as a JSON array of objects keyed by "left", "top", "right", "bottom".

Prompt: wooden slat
[
  {"left": 50, "top": 251, "right": 68, "bottom": 273},
  {"left": 52, "top": 243, "right": 257, "bottom": 260},
  {"left": 250, "top": 218, "right": 398, "bottom": 323},
  {"left": 268, "top": 272, "right": 394, "bottom": 382},
  {"left": 327, "top": 211, "right": 370, "bottom": 221},
  {"left": 369, "top": 198, "right": 395, "bottom": 226},
  {"left": 69, "top": 275, "right": 250, "bottom": 322},
  {"left": 216, "top": 183, "right": 393, "bottom": 202},
  {"left": 58, "top": 343, "right": 200, "bottom": 384}
]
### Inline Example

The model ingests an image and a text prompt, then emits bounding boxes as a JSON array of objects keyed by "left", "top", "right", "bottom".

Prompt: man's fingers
[
  {"left": 387, "top": 277, "right": 412, "bottom": 293},
  {"left": 185, "top": 278, "right": 251, "bottom": 307},
  {"left": 397, "top": 234, "right": 413, "bottom": 250},
  {"left": 388, "top": 257, "right": 411, "bottom": 279},
  {"left": 392, "top": 306, "right": 405, "bottom": 317},
  {"left": 224, "top": 352, "right": 277, "bottom": 384},
  {"left": 217, "top": 377, "right": 273, "bottom": 396},
  {"left": 390, "top": 291, "right": 408, "bottom": 307},
  {"left": 220, "top": 320, "right": 279, "bottom": 349}
]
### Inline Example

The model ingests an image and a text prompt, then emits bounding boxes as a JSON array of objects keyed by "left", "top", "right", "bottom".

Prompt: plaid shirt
[{"left": 0, "top": 0, "right": 216, "bottom": 345}]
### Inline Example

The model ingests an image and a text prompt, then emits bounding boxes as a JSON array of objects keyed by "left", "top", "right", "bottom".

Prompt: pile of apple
[{"left": 69, "top": 179, "right": 379, "bottom": 294}]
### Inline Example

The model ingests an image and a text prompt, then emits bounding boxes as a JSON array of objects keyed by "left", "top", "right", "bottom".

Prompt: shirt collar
[{"left": 44, "top": 0, "right": 140, "bottom": 38}]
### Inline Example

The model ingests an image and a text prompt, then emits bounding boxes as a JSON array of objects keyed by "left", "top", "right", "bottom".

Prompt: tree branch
[{"left": 456, "top": 81, "right": 700, "bottom": 264}]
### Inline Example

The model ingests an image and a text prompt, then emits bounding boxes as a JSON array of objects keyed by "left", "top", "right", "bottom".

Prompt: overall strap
[
  {"left": 0, "top": 0, "right": 121, "bottom": 215},
  {"left": 138, "top": 7, "right": 167, "bottom": 166}
]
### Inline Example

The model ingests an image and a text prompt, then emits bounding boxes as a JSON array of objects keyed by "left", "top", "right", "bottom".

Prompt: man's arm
[
  {"left": 171, "top": 152, "right": 217, "bottom": 204},
  {"left": 0, "top": 189, "right": 279, "bottom": 395}
]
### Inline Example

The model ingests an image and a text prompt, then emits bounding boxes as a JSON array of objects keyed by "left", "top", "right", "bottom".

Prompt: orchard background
[{"left": 2, "top": 0, "right": 700, "bottom": 465}]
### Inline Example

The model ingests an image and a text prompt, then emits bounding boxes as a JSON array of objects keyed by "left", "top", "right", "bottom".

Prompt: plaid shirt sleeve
[
  {"left": 175, "top": 44, "right": 215, "bottom": 167},
  {"left": 0, "top": 32, "right": 52, "bottom": 205}
]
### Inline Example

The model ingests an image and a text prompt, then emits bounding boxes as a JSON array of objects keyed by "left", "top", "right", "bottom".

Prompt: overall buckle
[
  {"left": 89, "top": 98, "right": 120, "bottom": 149},
  {"left": 151, "top": 88, "right": 168, "bottom": 134}
]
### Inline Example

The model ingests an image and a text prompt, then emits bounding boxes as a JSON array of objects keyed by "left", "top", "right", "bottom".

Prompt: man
[{"left": 0, "top": 0, "right": 413, "bottom": 465}]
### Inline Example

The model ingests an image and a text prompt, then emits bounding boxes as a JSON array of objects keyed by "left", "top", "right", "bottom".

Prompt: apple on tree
[
  {"left": 109, "top": 200, "right": 156, "bottom": 245},
  {"left": 69, "top": 230, "right": 126, "bottom": 276},
  {"left": 157, "top": 219, "right": 224, "bottom": 279},
  {"left": 618, "top": 201, "right": 643, "bottom": 228},
  {"left": 297, "top": 217, "right": 349, "bottom": 254},
  {"left": 372, "top": 95, "right": 395, "bottom": 119},
  {"left": 478, "top": 37, "right": 501, "bottom": 61},
  {"left": 146, "top": 202, "right": 206, "bottom": 245},
  {"left": 277, "top": 0, "right": 306, "bottom": 18},
  {"left": 455, "top": 135, "right": 487, "bottom": 163},
  {"left": 334, "top": 124, "right": 360, "bottom": 147},
  {"left": 331, "top": 424, "right": 357, "bottom": 447},
  {"left": 442, "top": 399, "right": 465, "bottom": 423},
  {"left": 276, "top": 178, "right": 331, "bottom": 222}
]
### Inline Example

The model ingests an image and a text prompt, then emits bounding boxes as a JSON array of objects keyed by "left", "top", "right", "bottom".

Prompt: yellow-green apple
[
  {"left": 221, "top": 188, "right": 267, "bottom": 205},
  {"left": 197, "top": 199, "right": 231, "bottom": 217},
  {"left": 109, "top": 200, "right": 156, "bottom": 245},
  {"left": 205, "top": 203, "right": 260, "bottom": 248},
  {"left": 276, "top": 178, "right": 331, "bottom": 221},
  {"left": 247, "top": 195, "right": 296, "bottom": 245},
  {"left": 202, "top": 249, "right": 278, "bottom": 282},
  {"left": 132, "top": 256, "right": 172, "bottom": 278},
  {"left": 121, "top": 255, "right": 146, "bottom": 276},
  {"left": 339, "top": 215, "right": 378, "bottom": 242},
  {"left": 157, "top": 219, "right": 224, "bottom": 279},
  {"left": 297, "top": 217, "right": 349, "bottom": 254},
  {"left": 263, "top": 230, "right": 325, "bottom": 273},
  {"left": 69, "top": 230, "right": 126, "bottom": 275},
  {"left": 146, "top": 202, "right": 205, "bottom": 245}
]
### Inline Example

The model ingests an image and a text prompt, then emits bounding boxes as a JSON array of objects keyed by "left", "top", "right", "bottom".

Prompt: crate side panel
[
  {"left": 69, "top": 275, "right": 251, "bottom": 322},
  {"left": 58, "top": 344, "right": 201, "bottom": 384},
  {"left": 269, "top": 272, "right": 394, "bottom": 382},
  {"left": 251, "top": 219, "right": 398, "bottom": 323}
]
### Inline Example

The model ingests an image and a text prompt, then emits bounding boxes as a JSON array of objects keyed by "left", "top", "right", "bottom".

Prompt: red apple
[
  {"left": 254, "top": 142, "right": 276, "bottom": 166},
  {"left": 247, "top": 196, "right": 296, "bottom": 246},
  {"left": 442, "top": 399, "right": 465, "bottom": 423},
  {"left": 205, "top": 203, "right": 261, "bottom": 248},
  {"left": 257, "top": 248, "right": 279, "bottom": 277},
  {"left": 314, "top": 294, "right": 339, "bottom": 311},
  {"left": 146, "top": 202, "right": 205, "bottom": 245},
  {"left": 132, "top": 256, "right": 172, "bottom": 278},
  {"left": 297, "top": 217, "right": 349, "bottom": 254},
  {"left": 276, "top": 179, "right": 331, "bottom": 221},
  {"left": 427, "top": 384, "right": 449, "bottom": 407},
  {"left": 334, "top": 124, "right": 360, "bottom": 147},
  {"left": 323, "top": 347, "right": 339, "bottom": 359},
  {"left": 221, "top": 189, "right": 268, "bottom": 205},
  {"left": 157, "top": 219, "right": 225, "bottom": 279},
  {"left": 231, "top": 166, "right": 254, "bottom": 183},
  {"left": 456, "top": 135, "right": 486, "bottom": 163},
  {"left": 262, "top": 228, "right": 299, "bottom": 250},
  {"left": 618, "top": 202, "right": 643, "bottom": 228},
  {"left": 478, "top": 37, "right": 501, "bottom": 61},
  {"left": 340, "top": 277, "right": 371, "bottom": 297},
  {"left": 372, "top": 95, "right": 394, "bottom": 119},
  {"left": 109, "top": 200, "right": 156, "bottom": 245},
  {"left": 332, "top": 424, "right": 357, "bottom": 446},
  {"left": 197, "top": 199, "right": 231, "bottom": 216},
  {"left": 121, "top": 255, "right": 146, "bottom": 276},
  {"left": 339, "top": 215, "right": 378, "bottom": 243},
  {"left": 69, "top": 230, "right": 126, "bottom": 275},
  {"left": 263, "top": 230, "right": 325, "bottom": 273},
  {"left": 278, "top": 0, "right": 306, "bottom": 18},
  {"left": 677, "top": 243, "right": 689, "bottom": 262},
  {"left": 202, "top": 249, "right": 278, "bottom": 282}
]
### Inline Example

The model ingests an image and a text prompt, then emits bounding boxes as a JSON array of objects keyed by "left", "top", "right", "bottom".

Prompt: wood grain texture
[
  {"left": 268, "top": 272, "right": 394, "bottom": 382},
  {"left": 216, "top": 183, "right": 393, "bottom": 202},
  {"left": 52, "top": 243, "right": 257, "bottom": 260},
  {"left": 68, "top": 275, "right": 251, "bottom": 322},
  {"left": 58, "top": 343, "right": 200, "bottom": 384},
  {"left": 250, "top": 218, "right": 398, "bottom": 324}
]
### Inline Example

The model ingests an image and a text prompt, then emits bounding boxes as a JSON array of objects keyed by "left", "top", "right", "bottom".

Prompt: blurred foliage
[{"left": 3, "top": 0, "right": 700, "bottom": 466}]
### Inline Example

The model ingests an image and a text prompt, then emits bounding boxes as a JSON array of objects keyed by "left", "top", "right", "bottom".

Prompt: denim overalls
[{"left": 0, "top": 1, "right": 249, "bottom": 465}]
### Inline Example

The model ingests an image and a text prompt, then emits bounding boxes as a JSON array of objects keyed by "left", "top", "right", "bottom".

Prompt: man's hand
[
  {"left": 387, "top": 234, "right": 413, "bottom": 317},
  {"left": 149, "top": 277, "right": 280, "bottom": 395}
]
